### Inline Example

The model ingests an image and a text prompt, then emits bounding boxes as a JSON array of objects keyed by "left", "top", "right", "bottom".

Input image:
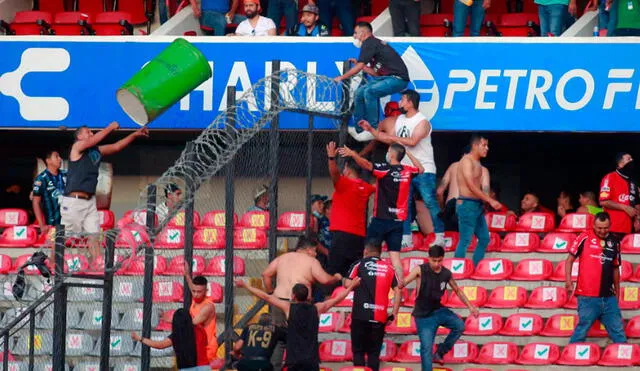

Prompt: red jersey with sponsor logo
[
  {"left": 569, "top": 230, "right": 621, "bottom": 297},
  {"left": 348, "top": 256, "right": 398, "bottom": 323},
  {"left": 372, "top": 163, "right": 419, "bottom": 221},
  {"left": 600, "top": 171, "right": 638, "bottom": 233},
  {"left": 330, "top": 176, "right": 376, "bottom": 236}
]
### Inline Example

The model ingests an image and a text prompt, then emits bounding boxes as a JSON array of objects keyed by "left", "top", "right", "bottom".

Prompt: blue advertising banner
[{"left": 0, "top": 37, "right": 639, "bottom": 131}]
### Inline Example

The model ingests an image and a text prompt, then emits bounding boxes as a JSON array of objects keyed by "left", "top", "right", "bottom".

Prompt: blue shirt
[
  {"left": 33, "top": 169, "right": 67, "bottom": 225},
  {"left": 201, "top": 0, "right": 230, "bottom": 12}
]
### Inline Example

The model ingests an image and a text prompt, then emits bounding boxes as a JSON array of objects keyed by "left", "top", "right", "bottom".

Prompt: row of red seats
[
  {"left": 420, "top": 13, "right": 540, "bottom": 37},
  {"left": 319, "top": 339, "right": 640, "bottom": 366},
  {"left": 332, "top": 281, "right": 640, "bottom": 309},
  {"left": 31, "top": 0, "right": 148, "bottom": 24},
  {"left": 0, "top": 11, "right": 133, "bottom": 35},
  {"left": 320, "top": 310, "right": 640, "bottom": 338}
]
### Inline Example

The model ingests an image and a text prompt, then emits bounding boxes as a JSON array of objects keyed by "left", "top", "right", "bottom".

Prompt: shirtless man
[
  {"left": 437, "top": 146, "right": 490, "bottom": 231},
  {"left": 261, "top": 235, "right": 342, "bottom": 371},
  {"left": 453, "top": 134, "right": 502, "bottom": 266}
]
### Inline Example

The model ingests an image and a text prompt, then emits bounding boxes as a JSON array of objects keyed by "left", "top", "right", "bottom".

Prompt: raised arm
[
  {"left": 359, "top": 117, "right": 398, "bottom": 145},
  {"left": 316, "top": 277, "right": 361, "bottom": 313},
  {"left": 261, "top": 257, "right": 278, "bottom": 294},
  {"left": 99, "top": 127, "right": 148, "bottom": 156},
  {"left": 338, "top": 146, "right": 373, "bottom": 172},
  {"left": 405, "top": 150, "right": 425, "bottom": 174},
  {"left": 326, "top": 142, "right": 340, "bottom": 185},
  {"left": 449, "top": 278, "right": 479, "bottom": 317},
  {"left": 236, "top": 280, "right": 291, "bottom": 315},
  {"left": 72, "top": 122, "right": 119, "bottom": 155}
]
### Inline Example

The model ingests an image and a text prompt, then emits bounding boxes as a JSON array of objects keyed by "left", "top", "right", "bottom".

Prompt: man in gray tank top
[{"left": 62, "top": 122, "right": 148, "bottom": 266}]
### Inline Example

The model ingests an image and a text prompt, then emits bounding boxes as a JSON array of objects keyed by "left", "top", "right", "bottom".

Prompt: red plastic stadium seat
[
  {"left": 622, "top": 234, "right": 640, "bottom": 254},
  {"left": 379, "top": 340, "right": 399, "bottom": 362},
  {"left": 193, "top": 227, "right": 225, "bottom": 250},
  {"left": 0, "top": 209, "right": 29, "bottom": 227},
  {"left": 401, "top": 257, "right": 428, "bottom": 277},
  {"left": 564, "top": 294, "right": 578, "bottom": 309},
  {"left": 240, "top": 211, "right": 269, "bottom": 229},
  {"left": 443, "top": 258, "right": 474, "bottom": 279},
  {"left": 233, "top": 228, "right": 267, "bottom": 249},
  {"left": 500, "top": 232, "right": 539, "bottom": 252},
  {"left": 0, "top": 255, "right": 12, "bottom": 274},
  {"left": 98, "top": 209, "right": 115, "bottom": 229},
  {"left": 63, "top": 254, "right": 89, "bottom": 273},
  {"left": 394, "top": 340, "right": 421, "bottom": 363},
  {"left": 620, "top": 260, "right": 633, "bottom": 281},
  {"left": 419, "top": 13, "right": 453, "bottom": 36},
  {"left": 330, "top": 287, "right": 354, "bottom": 307},
  {"left": 485, "top": 212, "right": 516, "bottom": 232},
  {"left": 276, "top": 212, "right": 307, "bottom": 231},
  {"left": 496, "top": 13, "right": 540, "bottom": 37},
  {"left": 557, "top": 343, "right": 601, "bottom": 366},
  {"left": 115, "top": 0, "right": 147, "bottom": 24},
  {"left": 588, "top": 319, "right": 624, "bottom": 337},
  {"left": 470, "top": 258, "right": 513, "bottom": 280},
  {"left": 167, "top": 211, "right": 201, "bottom": 228},
  {"left": 487, "top": 232, "right": 501, "bottom": 252},
  {"left": 515, "top": 212, "right": 555, "bottom": 232},
  {"left": 446, "top": 286, "right": 487, "bottom": 308},
  {"left": 13, "top": 254, "right": 48, "bottom": 275},
  {"left": 164, "top": 255, "right": 205, "bottom": 276},
  {"left": 426, "top": 231, "right": 459, "bottom": 252},
  {"left": 499, "top": 313, "right": 543, "bottom": 336},
  {"left": 556, "top": 213, "right": 594, "bottom": 233},
  {"left": 203, "top": 256, "right": 245, "bottom": 276},
  {"left": 318, "top": 312, "right": 341, "bottom": 333},
  {"left": 115, "top": 224, "right": 150, "bottom": 249},
  {"left": 485, "top": 286, "right": 527, "bottom": 308},
  {"left": 76, "top": 0, "right": 105, "bottom": 18},
  {"left": 93, "top": 11, "right": 133, "bottom": 35},
  {"left": 476, "top": 342, "right": 518, "bottom": 364},
  {"left": 338, "top": 313, "right": 352, "bottom": 333},
  {"left": 442, "top": 341, "right": 479, "bottom": 363},
  {"left": 516, "top": 343, "right": 560, "bottom": 365},
  {"left": 619, "top": 287, "right": 640, "bottom": 309},
  {"left": 319, "top": 340, "right": 352, "bottom": 362},
  {"left": 5, "top": 11, "right": 53, "bottom": 35},
  {"left": 550, "top": 260, "right": 579, "bottom": 281},
  {"left": 51, "top": 12, "right": 92, "bottom": 35},
  {"left": 338, "top": 368, "right": 371, "bottom": 371},
  {"left": 525, "top": 286, "right": 567, "bottom": 309},
  {"left": 119, "top": 209, "right": 158, "bottom": 227},
  {"left": 598, "top": 343, "right": 640, "bottom": 366},
  {"left": 402, "top": 288, "right": 416, "bottom": 307},
  {"left": 154, "top": 227, "right": 185, "bottom": 249},
  {"left": 464, "top": 312, "right": 502, "bottom": 335},
  {"left": 626, "top": 316, "right": 640, "bottom": 338},
  {"left": 386, "top": 312, "right": 417, "bottom": 334},
  {"left": 537, "top": 232, "right": 576, "bottom": 253},
  {"left": 510, "top": 258, "right": 553, "bottom": 281},
  {"left": 0, "top": 226, "right": 38, "bottom": 247},
  {"left": 402, "top": 232, "right": 424, "bottom": 251},
  {"left": 150, "top": 281, "right": 183, "bottom": 302},
  {"left": 123, "top": 255, "right": 166, "bottom": 275},
  {"left": 540, "top": 314, "right": 577, "bottom": 337},
  {"left": 381, "top": 368, "right": 413, "bottom": 371},
  {"left": 208, "top": 282, "right": 223, "bottom": 302},
  {"left": 201, "top": 210, "right": 238, "bottom": 228},
  {"left": 38, "top": 0, "right": 66, "bottom": 14}
]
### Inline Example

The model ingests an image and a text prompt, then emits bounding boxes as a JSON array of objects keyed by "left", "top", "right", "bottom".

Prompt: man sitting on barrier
[{"left": 334, "top": 21, "right": 410, "bottom": 142}]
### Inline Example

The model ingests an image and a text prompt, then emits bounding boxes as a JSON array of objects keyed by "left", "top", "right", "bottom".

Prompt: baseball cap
[
  {"left": 254, "top": 185, "right": 268, "bottom": 201},
  {"left": 310, "top": 194, "right": 328, "bottom": 204},
  {"left": 301, "top": 4, "right": 319, "bottom": 14}
]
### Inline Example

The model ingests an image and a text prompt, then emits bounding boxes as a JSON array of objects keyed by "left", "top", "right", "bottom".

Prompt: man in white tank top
[{"left": 359, "top": 90, "right": 445, "bottom": 248}]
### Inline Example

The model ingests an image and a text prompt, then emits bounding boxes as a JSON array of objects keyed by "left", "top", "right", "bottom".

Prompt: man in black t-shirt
[
  {"left": 400, "top": 245, "right": 479, "bottom": 371},
  {"left": 334, "top": 21, "right": 410, "bottom": 142},
  {"left": 234, "top": 313, "right": 286, "bottom": 371}
]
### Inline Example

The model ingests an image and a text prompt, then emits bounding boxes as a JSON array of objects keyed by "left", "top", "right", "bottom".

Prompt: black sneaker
[{"left": 433, "top": 350, "right": 444, "bottom": 365}]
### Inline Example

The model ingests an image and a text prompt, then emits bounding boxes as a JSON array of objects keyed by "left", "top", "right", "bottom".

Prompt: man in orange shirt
[{"left": 185, "top": 262, "right": 218, "bottom": 362}]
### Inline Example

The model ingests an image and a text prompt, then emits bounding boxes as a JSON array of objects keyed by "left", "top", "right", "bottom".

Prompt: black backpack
[{"left": 12, "top": 251, "right": 51, "bottom": 301}]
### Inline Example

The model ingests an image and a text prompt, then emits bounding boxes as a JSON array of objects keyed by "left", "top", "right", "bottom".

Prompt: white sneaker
[
  {"left": 348, "top": 126, "right": 375, "bottom": 142},
  {"left": 401, "top": 234, "right": 414, "bottom": 249},
  {"left": 430, "top": 232, "right": 445, "bottom": 247}
]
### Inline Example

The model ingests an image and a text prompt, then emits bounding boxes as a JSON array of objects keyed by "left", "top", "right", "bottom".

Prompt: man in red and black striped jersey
[
  {"left": 566, "top": 212, "right": 627, "bottom": 344},
  {"left": 343, "top": 239, "right": 400, "bottom": 371},
  {"left": 339, "top": 143, "right": 424, "bottom": 282},
  {"left": 599, "top": 152, "right": 640, "bottom": 236}
]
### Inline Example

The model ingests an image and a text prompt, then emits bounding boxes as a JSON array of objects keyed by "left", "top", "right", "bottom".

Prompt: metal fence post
[
  {"left": 99, "top": 233, "right": 116, "bottom": 371},
  {"left": 305, "top": 115, "right": 314, "bottom": 237},
  {"left": 52, "top": 225, "right": 67, "bottom": 371},
  {"left": 28, "top": 309, "right": 35, "bottom": 371},
  {"left": 141, "top": 185, "right": 156, "bottom": 371},
  {"left": 338, "top": 60, "right": 352, "bottom": 151},
  {"left": 268, "top": 60, "right": 281, "bottom": 263},
  {"left": 183, "top": 141, "right": 196, "bottom": 310}
]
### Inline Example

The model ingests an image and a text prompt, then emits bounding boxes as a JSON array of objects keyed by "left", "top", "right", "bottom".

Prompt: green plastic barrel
[{"left": 116, "top": 38, "right": 212, "bottom": 125}]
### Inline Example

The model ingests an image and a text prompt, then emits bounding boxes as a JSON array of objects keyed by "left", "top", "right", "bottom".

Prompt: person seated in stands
[
  {"left": 556, "top": 190, "right": 576, "bottom": 224},
  {"left": 248, "top": 185, "right": 269, "bottom": 212},
  {"left": 577, "top": 191, "right": 603, "bottom": 215},
  {"left": 513, "top": 192, "right": 554, "bottom": 216},
  {"left": 191, "top": 0, "right": 246, "bottom": 36},
  {"left": 286, "top": 4, "right": 329, "bottom": 36},
  {"left": 230, "top": 0, "right": 276, "bottom": 36},
  {"left": 334, "top": 21, "right": 410, "bottom": 142},
  {"left": 156, "top": 183, "right": 182, "bottom": 221}
]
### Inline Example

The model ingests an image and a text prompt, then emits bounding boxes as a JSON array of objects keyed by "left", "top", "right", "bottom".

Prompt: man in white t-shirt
[
  {"left": 232, "top": 0, "right": 276, "bottom": 36},
  {"left": 360, "top": 90, "right": 445, "bottom": 249}
]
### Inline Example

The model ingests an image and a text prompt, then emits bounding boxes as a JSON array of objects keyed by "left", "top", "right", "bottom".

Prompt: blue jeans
[
  {"left": 318, "top": 0, "right": 355, "bottom": 35},
  {"left": 404, "top": 173, "right": 444, "bottom": 236},
  {"left": 569, "top": 296, "right": 627, "bottom": 343},
  {"left": 267, "top": 0, "right": 298, "bottom": 33},
  {"left": 354, "top": 76, "right": 408, "bottom": 128},
  {"left": 200, "top": 11, "right": 246, "bottom": 35},
  {"left": 415, "top": 308, "right": 465, "bottom": 371},
  {"left": 453, "top": 0, "right": 485, "bottom": 36},
  {"left": 538, "top": 4, "right": 568, "bottom": 36},
  {"left": 454, "top": 199, "right": 490, "bottom": 265}
]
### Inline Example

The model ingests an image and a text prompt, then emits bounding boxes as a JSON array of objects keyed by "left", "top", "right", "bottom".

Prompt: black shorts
[
  {"left": 442, "top": 198, "right": 459, "bottom": 232},
  {"left": 366, "top": 217, "right": 404, "bottom": 252},
  {"left": 328, "top": 231, "right": 366, "bottom": 276}
]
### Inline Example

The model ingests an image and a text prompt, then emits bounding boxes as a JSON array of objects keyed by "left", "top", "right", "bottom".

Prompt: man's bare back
[
  {"left": 263, "top": 250, "right": 338, "bottom": 300},
  {"left": 445, "top": 162, "right": 460, "bottom": 201},
  {"left": 457, "top": 155, "right": 483, "bottom": 199}
]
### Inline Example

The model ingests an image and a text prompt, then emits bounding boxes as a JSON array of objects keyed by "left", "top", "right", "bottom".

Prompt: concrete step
[{"left": 320, "top": 362, "right": 634, "bottom": 371}]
